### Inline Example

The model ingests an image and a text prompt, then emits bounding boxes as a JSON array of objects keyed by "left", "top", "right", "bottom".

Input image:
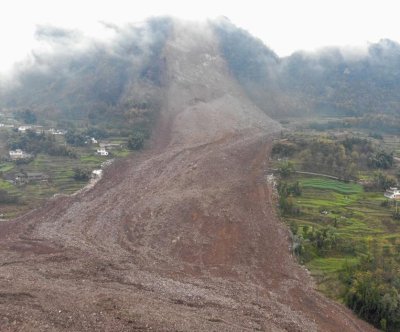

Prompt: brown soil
[{"left": 0, "top": 21, "right": 376, "bottom": 331}]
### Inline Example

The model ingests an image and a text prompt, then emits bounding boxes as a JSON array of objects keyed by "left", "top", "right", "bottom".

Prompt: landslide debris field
[{"left": 0, "top": 22, "right": 376, "bottom": 331}]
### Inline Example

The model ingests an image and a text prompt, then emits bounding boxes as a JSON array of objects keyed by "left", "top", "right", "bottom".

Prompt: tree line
[
  {"left": 272, "top": 135, "right": 396, "bottom": 182},
  {"left": 7, "top": 130, "right": 76, "bottom": 158}
]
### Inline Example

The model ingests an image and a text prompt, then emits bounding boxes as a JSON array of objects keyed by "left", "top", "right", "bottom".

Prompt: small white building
[
  {"left": 9, "top": 149, "right": 30, "bottom": 160},
  {"left": 384, "top": 187, "right": 400, "bottom": 200},
  {"left": 91, "top": 137, "right": 98, "bottom": 144},
  {"left": 18, "top": 126, "right": 32, "bottom": 133},
  {"left": 92, "top": 169, "right": 103, "bottom": 178},
  {"left": 48, "top": 128, "right": 66, "bottom": 135},
  {"left": 96, "top": 148, "right": 109, "bottom": 156}
]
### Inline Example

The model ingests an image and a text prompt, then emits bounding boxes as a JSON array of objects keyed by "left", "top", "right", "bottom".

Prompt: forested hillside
[
  {"left": 214, "top": 19, "right": 400, "bottom": 118},
  {"left": 0, "top": 17, "right": 171, "bottom": 129},
  {"left": 3, "top": 18, "right": 400, "bottom": 125},
  {"left": 279, "top": 39, "right": 400, "bottom": 116}
]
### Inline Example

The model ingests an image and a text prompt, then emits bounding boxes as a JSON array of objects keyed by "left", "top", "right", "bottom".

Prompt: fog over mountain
[
  {"left": 214, "top": 18, "right": 400, "bottom": 117},
  {"left": 1, "top": 17, "right": 400, "bottom": 123},
  {"left": 0, "top": 17, "right": 172, "bottom": 125}
]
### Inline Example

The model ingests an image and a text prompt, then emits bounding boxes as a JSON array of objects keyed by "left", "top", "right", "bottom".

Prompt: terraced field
[
  {"left": 299, "top": 178, "right": 363, "bottom": 194},
  {"left": 384, "top": 135, "right": 400, "bottom": 158},
  {"left": 285, "top": 176, "right": 398, "bottom": 299},
  {"left": 0, "top": 137, "right": 130, "bottom": 218}
]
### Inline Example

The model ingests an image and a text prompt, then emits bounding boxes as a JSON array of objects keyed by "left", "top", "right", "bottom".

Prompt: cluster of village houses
[
  {"left": 6, "top": 167, "right": 106, "bottom": 186},
  {"left": 0, "top": 121, "right": 119, "bottom": 185},
  {"left": 2, "top": 120, "right": 399, "bottom": 202},
  {"left": 4, "top": 124, "right": 118, "bottom": 160}
]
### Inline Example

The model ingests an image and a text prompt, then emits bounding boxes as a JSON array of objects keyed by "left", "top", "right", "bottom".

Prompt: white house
[
  {"left": 18, "top": 126, "right": 32, "bottom": 132},
  {"left": 9, "top": 149, "right": 24, "bottom": 158},
  {"left": 91, "top": 137, "right": 98, "bottom": 144},
  {"left": 48, "top": 128, "right": 66, "bottom": 135},
  {"left": 384, "top": 187, "right": 400, "bottom": 200},
  {"left": 9, "top": 149, "right": 30, "bottom": 160},
  {"left": 96, "top": 148, "right": 109, "bottom": 156}
]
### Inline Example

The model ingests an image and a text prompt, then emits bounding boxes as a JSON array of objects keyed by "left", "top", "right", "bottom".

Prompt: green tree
[
  {"left": 127, "top": 132, "right": 145, "bottom": 150},
  {"left": 14, "top": 109, "right": 37, "bottom": 124},
  {"left": 289, "top": 181, "right": 302, "bottom": 196},
  {"left": 373, "top": 172, "right": 396, "bottom": 190},
  {"left": 73, "top": 167, "right": 91, "bottom": 181},
  {"left": 278, "top": 161, "right": 295, "bottom": 178},
  {"left": 368, "top": 151, "right": 394, "bottom": 169},
  {"left": 65, "top": 131, "right": 86, "bottom": 147}
]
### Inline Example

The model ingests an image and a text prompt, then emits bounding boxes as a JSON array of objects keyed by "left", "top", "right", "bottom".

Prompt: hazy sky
[{"left": 1, "top": 0, "right": 400, "bottom": 72}]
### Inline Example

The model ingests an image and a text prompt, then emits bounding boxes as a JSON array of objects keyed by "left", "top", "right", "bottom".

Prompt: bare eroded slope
[{"left": 0, "top": 21, "right": 376, "bottom": 331}]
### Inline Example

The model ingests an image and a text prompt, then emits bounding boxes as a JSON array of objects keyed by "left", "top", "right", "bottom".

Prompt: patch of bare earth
[{"left": 0, "top": 20, "right": 376, "bottom": 331}]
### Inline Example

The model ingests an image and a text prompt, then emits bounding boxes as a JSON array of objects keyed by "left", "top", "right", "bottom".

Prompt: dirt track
[{"left": 0, "top": 21, "right": 376, "bottom": 331}]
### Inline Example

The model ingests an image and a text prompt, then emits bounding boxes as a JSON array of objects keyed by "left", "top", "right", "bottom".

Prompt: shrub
[
  {"left": 73, "top": 167, "right": 91, "bottom": 181},
  {"left": 65, "top": 131, "right": 86, "bottom": 147},
  {"left": 127, "top": 132, "right": 145, "bottom": 150},
  {"left": 368, "top": 151, "right": 394, "bottom": 169},
  {"left": 278, "top": 161, "right": 295, "bottom": 178},
  {"left": 14, "top": 109, "right": 37, "bottom": 124}
]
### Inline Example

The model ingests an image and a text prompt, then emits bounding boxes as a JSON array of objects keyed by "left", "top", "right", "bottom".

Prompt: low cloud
[
  {"left": 35, "top": 25, "right": 83, "bottom": 45},
  {"left": 0, "top": 17, "right": 172, "bottom": 111}
]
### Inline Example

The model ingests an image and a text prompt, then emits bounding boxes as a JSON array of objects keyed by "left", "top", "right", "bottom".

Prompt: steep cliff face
[{"left": 0, "top": 20, "right": 376, "bottom": 331}]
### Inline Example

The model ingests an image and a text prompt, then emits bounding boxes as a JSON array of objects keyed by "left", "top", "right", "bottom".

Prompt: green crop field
[
  {"left": 299, "top": 178, "right": 363, "bottom": 195},
  {"left": 0, "top": 141, "right": 132, "bottom": 218},
  {"left": 0, "top": 179, "right": 14, "bottom": 191},
  {"left": 272, "top": 121, "right": 400, "bottom": 320},
  {"left": 0, "top": 163, "right": 14, "bottom": 173},
  {"left": 284, "top": 175, "right": 399, "bottom": 299},
  {"left": 307, "top": 257, "right": 359, "bottom": 273}
]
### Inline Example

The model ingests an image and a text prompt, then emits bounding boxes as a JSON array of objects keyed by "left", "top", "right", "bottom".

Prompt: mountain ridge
[{"left": 2, "top": 17, "right": 400, "bottom": 122}]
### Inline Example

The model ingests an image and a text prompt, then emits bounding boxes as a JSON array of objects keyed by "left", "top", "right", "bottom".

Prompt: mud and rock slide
[{"left": 0, "top": 21, "right": 375, "bottom": 331}]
